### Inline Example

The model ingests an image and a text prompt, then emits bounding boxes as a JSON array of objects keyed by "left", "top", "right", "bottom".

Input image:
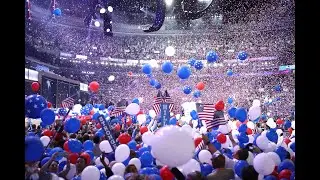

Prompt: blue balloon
[
  {"left": 83, "top": 140, "right": 94, "bottom": 151},
  {"left": 107, "top": 105, "right": 115, "bottom": 111},
  {"left": 201, "top": 164, "right": 213, "bottom": 176},
  {"left": 234, "top": 160, "right": 249, "bottom": 178},
  {"left": 40, "top": 157, "right": 51, "bottom": 167},
  {"left": 99, "top": 104, "right": 105, "bottom": 110},
  {"left": 147, "top": 74, "right": 153, "bottom": 78},
  {"left": 290, "top": 142, "right": 295, "bottom": 152},
  {"left": 140, "top": 152, "right": 153, "bottom": 167},
  {"left": 99, "top": 171, "right": 107, "bottom": 180},
  {"left": 107, "top": 152, "right": 115, "bottom": 162},
  {"left": 161, "top": 61, "right": 174, "bottom": 74},
  {"left": 228, "top": 107, "right": 237, "bottom": 118},
  {"left": 169, "top": 118, "right": 177, "bottom": 125},
  {"left": 80, "top": 107, "right": 90, "bottom": 115},
  {"left": 275, "top": 146, "right": 288, "bottom": 161},
  {"left": 235, "top": 108, "right": 247, "bottom": 122},
  {"left": 261, "top": 114, "right": 267, "bottom": 120},
  {"left": 238, "top": 51, "right": 248, "bottom": 61},
  {"left": 188, "top": 58, "right": 196, "bottom": 66},
  {"left": 264, "top": 175, "right": 277, "bottom": 180},
  {"left": 227, "top": 97, "right": 233, "bottom": 104},
  {"left": 190, "top": 110, "right": 198, "bottom": 120},
  {"left": 149, "top": 174, "right": 162, "bottom": 180},
  {"left": 53, "top": 8, "right": 62, "bottom": 16},
  {"left": 155, "top": 82, "right": 161, "bottom": 89},
  {"left": 85, "top": 104, "right": 93, "bottom": 110},
  {"left": 227, "top": 69, "right": 233, "bottom": 76},
  {"left": 284, "top": 120, "right": 292, "bottom": 129},
  {"left": 25, "top": 94, "right": 48, "bottom": 119},
  {"left": 274, "top": 85, "right": 282, "bottom": 92},
  {"left": 211, "top": 139, "right": 221, "bottom": 150},
  {"left": 278, "top": 159, "right": 295, "bottom": 172},
  {"left": 59, "top": 161, "right": 67, "bottom": 172},
  {"left": 206, "top": 51, "right": 219, "bottom": 63},
  {"left": 193, "top": 90, "right": 201, "bottom": 98},
  {"left": 238, "top": 124, "right": 247, "bottom": 133},
  {"left": 177, "top": 65, "right": 192, "bottom": 79},
  {"left": 139, "top": 167, "right": 154, "bottom": 175},
  {"left": 92, "top": 113, "right": 100, "bottom": 120},
  {"left": 85, "top": 150, "right": 94, "bottom": 161},
  {"left": 128, "top": 141, "right": 137, "bottom": 150},
  {"left": 68, "top": 139, "right": 82, "bottom": 153},
  {"left": 72, "top": 176, "right": 81, "bottom": 180},
  {"left": 58, "top": 108, "right": 68, "bottom": 116},
  {"left": 194, "top": 60, "right": 204, "bottom": 70},
  {"left": 49, "top": 147, "right": 64, "bottom": 161},
  {"left": 40, "top": 108, "right": 55, "bottom": 125},
  {"left": 139, "top": 147, "right": 150, "bottom": 157},
  {"left": 132, "top": 98, "right": 140, "bottom": 105},
  {"left": 239, "top": 142, "right": 246, "bottom": 149},
  {"left": 95, "top": 131, "right": 104, "bottom": 138},
  {"left": 142, "top": 64, "right": 152, "bottom": 75},
  {"left": 149, "top": 79, "right": 157, "bottom": 87},
  {"left": 65, "top": 118, "right": 81, "bottom": 133},
  {"left": 183, "top": 85, "right": 192, "bottom": 95},
  {"left": 96, "top": 165, "right": 104, "bottom": 170},
  {"left": 27, "top": 132, "right": 36, "bottom": 136},
  {"left": 237, "top": 132, "right": 249, "bottom": 144},
  {"left": 266, "top": 130, "right": 278, "bottom": 143},
  {"left": 94, "top": 104, "right": 99, "bottom": 108}
]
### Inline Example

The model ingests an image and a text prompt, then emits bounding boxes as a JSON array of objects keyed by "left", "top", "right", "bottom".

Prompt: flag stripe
[
  {"left": 198, "top": 104, "right": 227, "bottom": 130},
  {"left": 62, "top": 97, "right": 74, "bottom": 108},
  {"left": 111, "top": 107, "right": 126, "bottom": 117}
]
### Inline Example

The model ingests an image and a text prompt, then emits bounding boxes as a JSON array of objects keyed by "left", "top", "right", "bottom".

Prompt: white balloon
[
  {"left": 40, "top": 136, "right": 50, "bottom": 146},
  {"left": 246, "top": 121, "right": 255, "bottom": 130},
  {"left": 100, "top": 168, "right": 106, "bottom": 176},
  {"left": 199, "top": 126, "right": 207, "bottom": 134},
  {"left": 181, "top": 124, "right": 193, "bottom": 136},
  {"left": 128, "top": 158, "right": 141, "bottom": 170},
  {"left": 151, "top": 126, "right": 195, "bottom": 167},
  {"left": 253, "top": 153, "right": 275, "bottom": 175},
  {"left": 267, "top": 152, "right": 281, "bottom": 166},
  {"left": 156, "top": 159, "right": 165, "bottom": 166},
  {"left": 81, "top": 166, "right": 100, "bottom": 180},
  {"left": 261, "top": 130, "right": 268, "bottom": 138},
  {"left": 198, "top": 150, "right": 212, "bottom": 165},
  {"left": 252, "top": 99, "right": 261, "bottom": 107},
  {"left": 231, "top": 121, "right": 238, "bottom": 130},
  {"left": 72, "top": 104, "right": 83, "bottom": 115},
  {"left": 137, "top": 114, "right": 147, "bottom": 125},
  {"left": 111, "top": 163, "right": 126, "bottom": 176},
  {"left": 165, "top": 46, "right": 176, "bottom": 57},
  {"left": 291, "top": 121, "right": 295, "bottom": 129},
  {"left": 256, "top": 136, "right": 269, "bottom": 150},
  {"left": 248, "top": 135, "right": 254, "bottom": 144},
  {"left": 142, "top": 131, "right": 154, "bottom": 145},
  {"left": 64, "top": 164, "right": 76, "bottom": 180},
  {"left": 277, "top": 136, "right": 284, "bottom": 147},
  {"left": 218, "top": 124, "right": 229, "bottom": 134},
  {"left": 269, "top": 122, "right": 277, "bottom": 129},
  {"left": 264, "top": 142, "right": 277, "bottom": 153},
  {"left": 291, "top": 138, "right": 295, "bottom": 143},
  {"left": 180, "top": 159, "right": 201, "bottom": 176},
  {"left": 231, "top": 130, "right": 240, "bottom": 143},
  {"left": 115, "top": 144, "right": 130, "bottom": 162},
  {"left": 276, "top": 129, "right": 283, "bottom": 136},
  {"left": 59, "top": 178, "right": 65, "bottom": 180},
  {"left": 51, "top": 173, "right": 60, "bottom": 180},
  {"left": 125, "top": 103, "right": 140, "bottom": 115},
  {"left": 108, "top": 175, "right": 125, "bottom": 180},
  {"left": 99, "top": 140, "right": 113, "bottom": 153},
  {"left": 95, "top": 156, "right": 109, "bottom": 166},
  {"left": 248, "top": 106, "right": 261, "bottom": 120},
  {"left": 175, "top": 114, "right": 181, "bottom": 120},
  {"left": 108, "top": 75, "right": 115, "bottom": 82},
  {"left": 149, "top": 110, "right": 156, "bottom": 119},
  {"left": 233, "top": 145, "right": 240, "bottom": 153},
  {"left": 266, "top": 118, "right": 274, "bottom": 127}
]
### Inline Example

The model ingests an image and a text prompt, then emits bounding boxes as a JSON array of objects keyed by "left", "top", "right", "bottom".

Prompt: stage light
[
  {"left": 165, "top": 0, "right": 173, "bottom": 6},
  {"left": 100, "top": 8, "right": 106, "bottom": 14},
  {"left": 110, "top": 21, "right": 112, "bottom": 24},
  {"left": 94, "top": 21, "right": 100, "bottom": 27},
  {"left": 108, "top": 6, "right": 113, "bottom": 12},
  {"left": 106, "top": 28, "right": 110, "bottom": 32}
]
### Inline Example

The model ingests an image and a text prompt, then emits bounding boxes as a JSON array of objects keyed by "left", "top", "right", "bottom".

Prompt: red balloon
[
  {"left": 284, "top": 138, "right": 291, "bottom": 145},
  {"left": 42, "top": 129, "right": 53, "bottom": 137},
  {"left": 140, "top": 126, "right": 148, "bottom": 135},
  {"left": 47, "top": 102, "right": 52, "bottom": 108},
  {"left": 81, "top": 119, "right": 87, "bottom": 125},
  {"left": 246, "top": 128, "right": 253, "bottom": 135},
  {"left": 126, "top": 119, "right": 132, "bottom": 126},
  {"left": 288, "top": 128, "right": 293, "bottom": 135},
  {"left": 276, "top": 119, "right": 284, "bottom": 125},
  {"left": 114, "top": 124, "right": 121, "bottom": 131},
  {"left": 215, "top": 100, "right": 225, "bottom": 111},
  {"left": 118, "top": 133, "right": 132, "bottom": 144},
  {"left": 137, "top": 110, "right": 144, "bottom": 116},
  {"left": 128, "top": 71, "right": 133, "bottom": 76},
  {"left": 160, "top": 166, "right": 175, "bottom": 180},
  {"left": 96, "top": 123, "right": 101, "bottom": 129},
  {"left": 194, "top": 137, "right": 202, "bottom": 147},
  {"left": 271, "top": 168, "right": 279, "bottom": 178},
  {"left": 90, "top": 110, "right": 95, "bottom": 115},
  {"left": 217, "top": 133, "right": 227, "bottom": 144},
  {"left": 89, "top": 81, "right": 100, "bottom": 92},
  {"left": 63, "top": 141, "right": 70, "bottom": 152},
  {"left": 196, "top": 82, "right": 205, "bottom": 91},
  {"left": 31, "top": 82, "right": 40, "bottom": 92},
  {"left": 278, "top": 169, "right": 292, "bottom": 179},
  {"left": 69, "top": 153, "right": 79, "bottom": 164},
  {"left": 80, "top": 152, "right": 91, "bottom": 165}
]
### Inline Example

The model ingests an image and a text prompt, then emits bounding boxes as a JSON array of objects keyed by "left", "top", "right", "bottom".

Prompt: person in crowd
[{"left": 207, "top": 154, "right": 235, "bottom": 180}]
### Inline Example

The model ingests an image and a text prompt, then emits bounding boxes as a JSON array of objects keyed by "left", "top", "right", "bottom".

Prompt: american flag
[
  {"left": 61, "top": 97, "right": 75, "bottom": 108},
  {"left": 110, "top": 106, "right": 126, "bottom": 117},
  {"left": 152, "top": 91, "right": 163, "bottom": 115},
  {"left": 163, "top": 90, "right": 174, "bottom": 112},
  {"left": 197, "top": 103, "right": 227, "bottom": 130},
  {"left": 194, "top": 140, "right": 206, "bottom": 155}
]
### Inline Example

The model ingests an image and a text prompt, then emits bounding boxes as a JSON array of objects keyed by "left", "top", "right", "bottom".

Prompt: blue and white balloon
[
  {"left": 206, "top": 51, "right": 219, "bottom": 63},
  {"left": 237, "top": 51, "right": 248, "bottom": 61},
  {"left": 25, "top": 94, "right": 48, "bottom": 119},
  {"left": 183, "top": 86, "right": 192, "bottom": 94},
  {"left": 194, "top": 60, "right": 203, "bottom": 70}
]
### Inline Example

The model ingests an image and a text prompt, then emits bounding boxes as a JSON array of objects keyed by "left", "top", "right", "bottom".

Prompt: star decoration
[{"left": 34, "top": 104, "right": 38, "bottom": 108}]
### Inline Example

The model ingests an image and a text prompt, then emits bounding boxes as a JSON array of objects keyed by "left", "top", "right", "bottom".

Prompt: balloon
[
  {"left": 276, "top": 119, "right": 284, "bottom": 125},
  {"left": 228, "top": 107, "right": 237, "bottom": 118},
  {"left": 132, "top": 98, "right": 140, "bottom": 105},
  {"left": 41, "top": 157, "right": 51, "bottom": 167},
  {"left": 115, "top": 144, "right": 130, "bottom": 162},
  {"left": 137, "top": 114, "right": 147, "bottom": 125},
  {"left": 98, "top": 104, "right": 105, "bottom": 110},
  {"left": 25, "top": 94, "right": 48, "bottom": 119},
  {"left": 80, "top": 152, "right": 91, "bottom": 165},
  {"left": 193, "top": 90, "right": 201, "bottom": 98},
  {"left": 206, "top": 50, "right": 219, "bottom": 63},
  {"left": 211, "top": 139, "right": 221, "bottom": 150},
  {"left": 81, "top": 166, "right": 100, "bottom": 180},
  {"left": 179, "top": 159, "right": 201, "bottom": 175},
  {"left": 196, "top": 82, "right": 205, "bottom": 91},
  {"left": 118, "top": 133, "right": 131, "bottom": 144},
  {"left": 284, "top": 120, "right": 292, "bottom": 129},
  {"left": 246, "top": 128, "right": 253, "bottom": 135},
  {"left": 83, "top": 140, "right": 94, "bottom": 151},
  {"left": 140, "top": 126, "right": 149, "bottom": 134},
  {"left": 188, "top": 58, "right": 196, "bottom": 66},
  {"left": 53, "top": 8, "right": 62, "bottom": 16},
  {"left": 149, "top": 110, "right": 156, "bottom": 119},
  {"left": 266, "top": 130, "right": 278, "bottom": 144},
  {"left": 238, "top": 132, "right": 249, "bottom": 144},
  {"left": 108, "top": 175, "right": 124, "bottom": 180},
  {"left": 253, "top": 153, "right": 276, "bottom": 176},
  {"left": 95, "top": 156, "right": 109, "bottom": 166},
  {"left": 99, "top": 140, "right": 113, "bottom": 153},
  {"left": 142, "top": 64, "right": 152, "bottom": 75},
  {"left": 161, "top": 61, "right": 174, "bottom": 74},
  {"left": 227, "top": 69, "right": 233, "bottom": 76},
  {"left": 194, "top": 60, "right": 203, "bottom": 70},
  {"left": 129, "top": 158, "right": 142, "bottom": 170},
  {"left": 85, "top": 150, "right": 94, "bottom": 161},
  {"left": 238, "top": 124, "right": 247, "bottom": 133},
  {"left": 248, "top": 106, "right": 261, "bottom": 121},
  {"left": 65, "top": 118, "right": 81, "bottom": 133},
  {"left": 218, "top": 124, "right": 229, "bottom": 134},
  {"left": 142, "top": 131, "right": 154, "bottom": 145},
  {"left": 289, "top": 142, "right": 295, "bottom": 152},
  {"left": 278, "top": 159, "right": 295, "bottom": 172},
  {"left": 194, "top": 137, "right": 202, "bottom": 147},
  {"left": 151, "top": 126, "right": 195, "bottom": 167},
  {"left": 25, "top": 136, "right": 44, "bottom": 162},
  {"left": 140, "top": 151, "right": 153, "bottom": 167},
  {"left": 278, "top": 169, "right": 292, "bottom": 180},
  {"left": 238, "top": 51, "right": 248, "bottom": 60},
  {"left": 160, "top": 166, "right": 174, "bottom": 180},
  {"left": 235, "top": 108, "right": 247, "bottom": 122},
  {"left": 201, "top": 163, "right": 213, "bottom": 176},
  {"left": 183, "top": 85, "right": 192, "bottom": 94},
  {"left": 246, "top": 121, "right": 255, "bottom": 130},
  {"left": 247, "top": 151, "right": 254, "bottom": 165},
  {"left": 128, "top": 141, "right": 137, "bottom": 150},
  {"left": 256, "top": 136, "right": 269, "bottom": 150},
  {"left": 168, "top": 117, "right": 177, "bottom": 125},
  {"left": 111, "top": 163, "right": 126, "bottom": 176},
  {"left": 190, "top": 110, "right": 198, "bottom": 120},
  {"left": 68, "top": 139, "right": 82, "bottom": 153},
  {"left": 125, "top": 103, "right": 140, "bottom": 115},
  {"left": 89, "top": 81, "right": 100, "bottom": 92},
  {"left": 177, "top": 65, "right": 192, "bottom": 79},
  {"left": 155, "top": 82, "right": 162, "bottom": 89},
  {"left": 149, "top": 79, "right": 157, "bottom": 87},
  {"left": 227, "top": 97, "right": 233, "bottom": 104},
  {"left": 40, "top": 136, "right": 50, "bottom": 146},
  {"left": 31, "top": 82, "right": 40, "bottom": 92},
  {"left": 217, "top": 133, "right": 227, "bottom": 144},
  {"left": 264, "top": 175, "right": 277, "bottom": 180},
  {"left": 215, "top": 100, "right": 225, "bottom": 111},
  {"left": 63, "top": 164, "right": 76, "bottom": 179},
  {"left": 234, "top": 160, "right": 249, "bottom": 178},
  {"left": 69, "top": 153, "right": 79, "bottom": 164},
  {"left": 198, "top": 150, "right": 212, "bottom": 165}
]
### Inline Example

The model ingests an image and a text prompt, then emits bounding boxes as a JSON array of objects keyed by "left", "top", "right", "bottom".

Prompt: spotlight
[
  {"left": 100, "top": 8, "right": 106, "bottom": 14},
  {"left": 110, "top": 21, "right": 112, "bottom": 24},
  {"left": 94, "top": 21, "right": 100, "bottom": 27},
  {"left": 165, "top": 0, "right": 173, "bottom": 6},
  {"left": 106, "top": 28, "right": 110, "bottom": 32},
  {"left": 108, "top": 6, "right": 113, "bottom": 12}
]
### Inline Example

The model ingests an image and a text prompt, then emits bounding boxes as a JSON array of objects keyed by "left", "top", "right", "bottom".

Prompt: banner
[
  {"left": 160, "top": 103, "right": 170, "bottom": 127},
  {"left": 97, "top": 115, "right": 119, "bottom": 152}
]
